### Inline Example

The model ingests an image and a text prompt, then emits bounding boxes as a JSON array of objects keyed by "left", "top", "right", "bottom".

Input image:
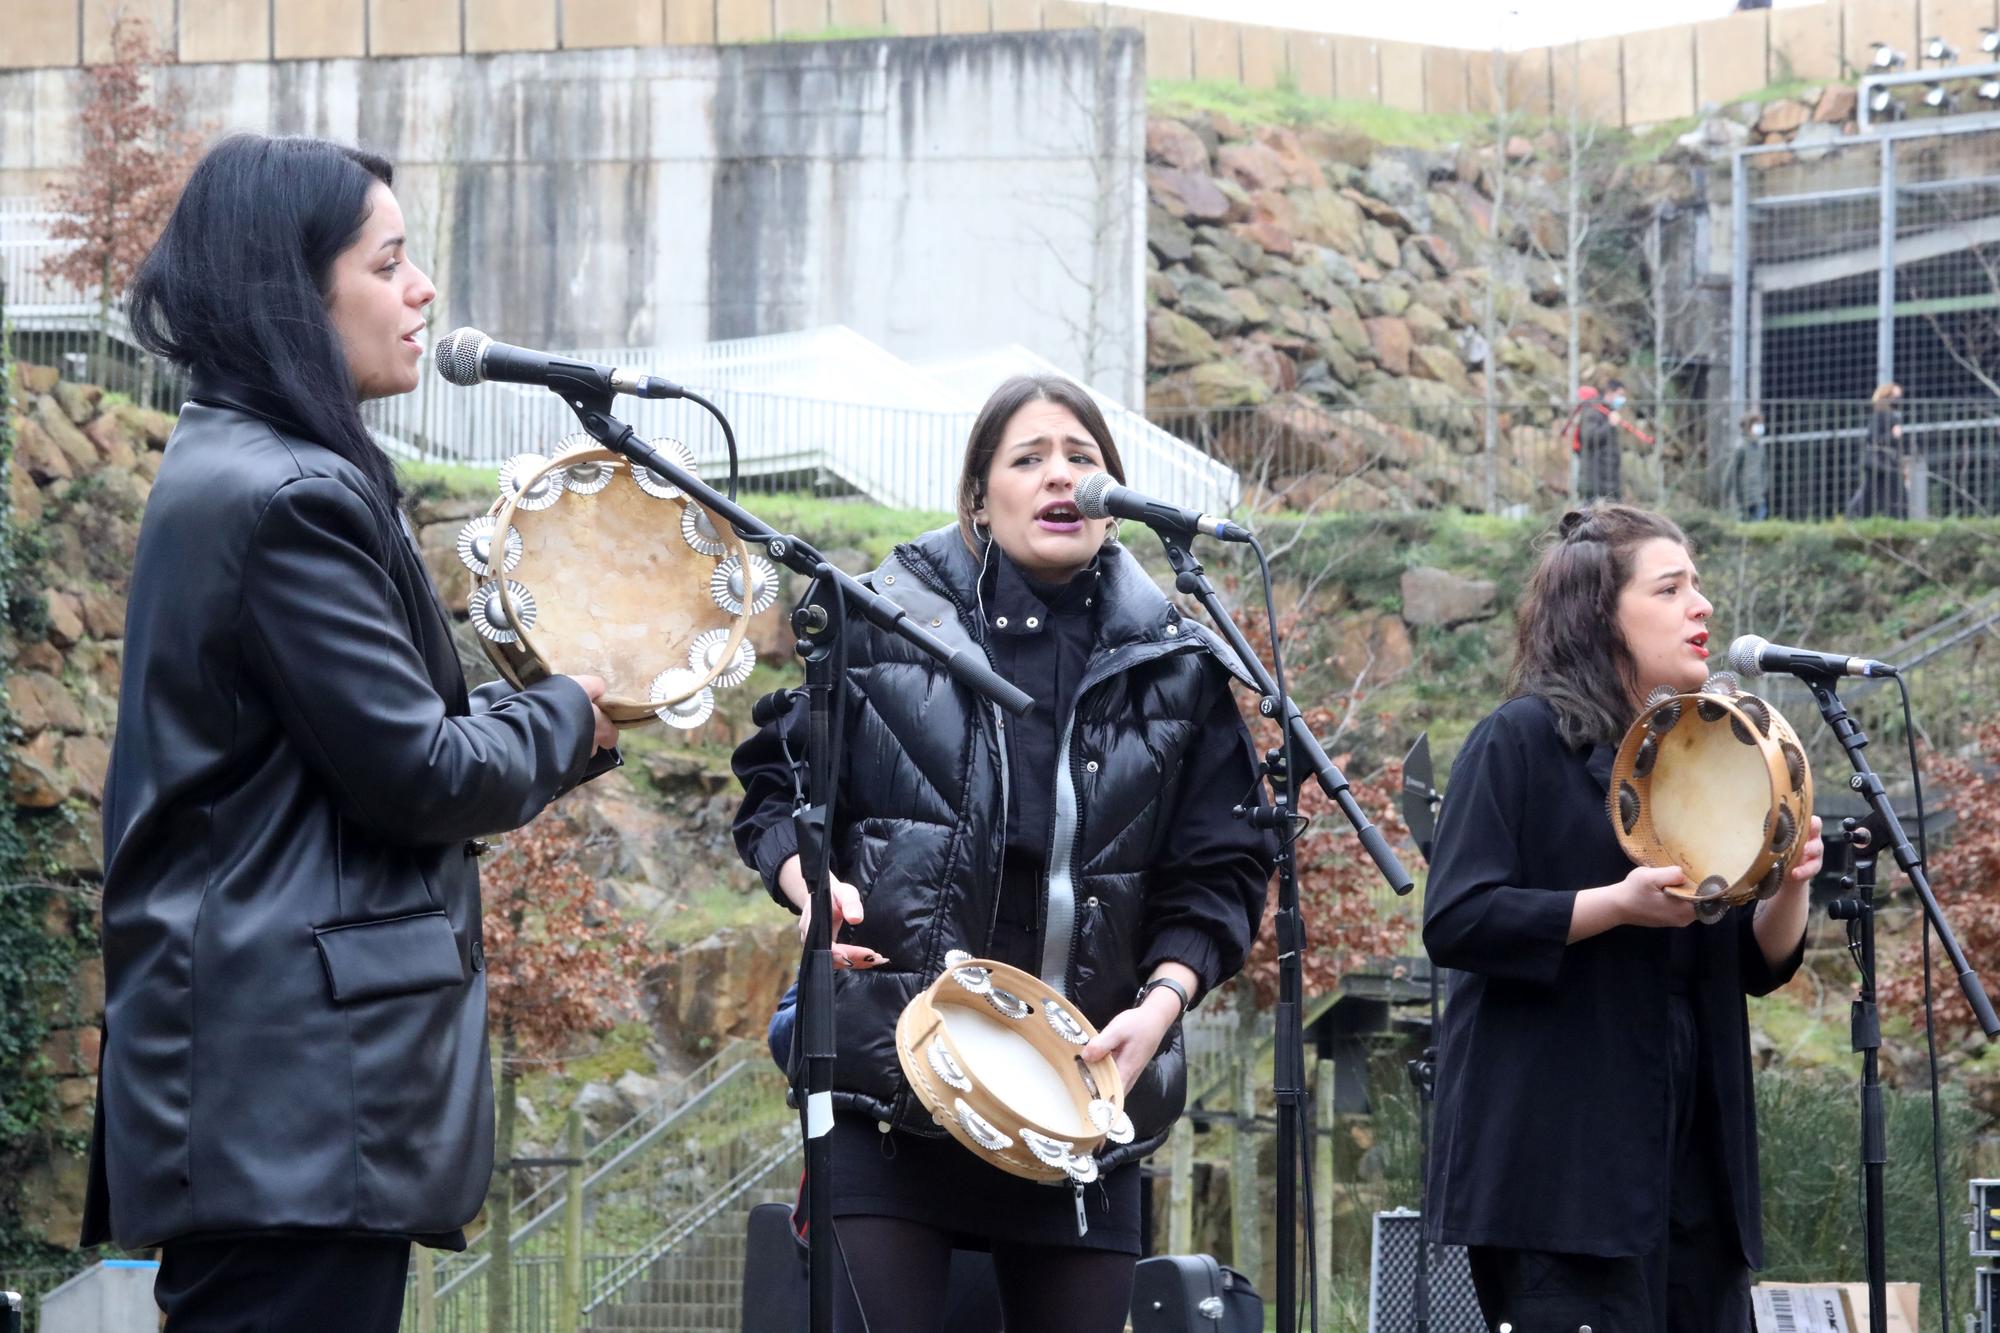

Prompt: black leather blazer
[{"left": 82, "top": 378, "right": 600, "bottom": 1250}]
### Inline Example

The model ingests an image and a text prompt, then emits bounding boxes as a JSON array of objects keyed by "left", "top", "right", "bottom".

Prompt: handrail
[
  {"left": 581, "top": 1134, "right": 799, "bottom": 1314},
  {"left": 431, "top": 1050, "right": 764, "bottom": 1299}
]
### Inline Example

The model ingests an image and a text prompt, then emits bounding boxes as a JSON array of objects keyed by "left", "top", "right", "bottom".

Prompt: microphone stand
[
  {"left": 1149, "top": 531, "right": 1412, "bottom": 1333},
  {"left": 1398, "top": 735, "right": 1441, "bottom": 1333},
  {"left": 1827, "top": 818, "right": 1888, "bottom": 1333},
  {"left": 1801, "top": 674, "right": 2000, "bottom": 1333},
  {"left": 548, "top": 385, "right": 1032, "bottom": 1333}
]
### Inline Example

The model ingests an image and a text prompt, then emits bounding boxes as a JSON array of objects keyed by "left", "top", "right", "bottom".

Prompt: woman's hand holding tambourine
[
  {"left": 565, "top": 674, "right": 619, "bottom": 751},
  {"left": 1611, "top": 864, "right": 1699, "bottom": 929},
  {"left": 1785, "top": 817, "right": 1826, "bottom": 889},
  {"left": 777, "top": 853, "right": 887, "bottom": 970},
  {"left": 1082, "top": 988, "right": 1181, "bottom": 1094}
]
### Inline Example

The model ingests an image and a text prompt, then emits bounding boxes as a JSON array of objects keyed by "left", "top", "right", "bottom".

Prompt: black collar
[
  {"left": 188, "top": 369, "right": 317, "bottom": 441},
  {"left": 985, "top": 548, "right": 1101, "bottom": 636}
]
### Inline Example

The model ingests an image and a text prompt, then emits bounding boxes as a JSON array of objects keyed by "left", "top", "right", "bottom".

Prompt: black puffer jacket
[{"left": 734, "top": 526, "right": 1265, "bottom": 1167}]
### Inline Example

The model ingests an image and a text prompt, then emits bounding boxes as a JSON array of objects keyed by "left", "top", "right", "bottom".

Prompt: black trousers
[
  {"left": 1466, "top": 997, "right": 1752, "bottom": 1333},
  {"left": 155, "top": 1234, "right": 411, "bottom": 1333}
]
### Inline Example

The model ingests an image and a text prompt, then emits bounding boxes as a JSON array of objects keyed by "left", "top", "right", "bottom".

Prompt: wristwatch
[{"left": 1135, "top": 976, "right": 1192, "bottom": 1017}]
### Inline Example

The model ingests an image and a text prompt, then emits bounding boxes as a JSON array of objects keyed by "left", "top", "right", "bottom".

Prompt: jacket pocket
[{"left": 312, "top": 910, "right": 464, "bottom": 1003}]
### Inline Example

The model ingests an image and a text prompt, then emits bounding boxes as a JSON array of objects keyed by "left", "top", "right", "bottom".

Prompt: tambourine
[
  {"left": 457, "top": 439, "right": 778, "bottom": 729},
  {"left": 1609, "top": 672, "right": 1815, "bottom": 924},
  {"left": 895, "top": 952, "right": 1133, "bottom": 1185}
]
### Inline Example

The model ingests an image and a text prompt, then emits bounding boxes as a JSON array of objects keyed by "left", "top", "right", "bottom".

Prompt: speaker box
[{"left": 1367, "top": 1209, "right": 1485, "bottom": 1333}]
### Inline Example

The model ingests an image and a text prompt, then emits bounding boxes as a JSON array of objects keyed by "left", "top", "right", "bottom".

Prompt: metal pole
[
  {"left": 1729, "top": 151, "right": 1749, "bottom": 411},
  {"left": 412, "top": 1245, "right": 437, "bottom": 1333},
  {"left": 1168, "top": 1118, "right": 1194, "bottom": 1256},
  {"left": 1315, "top": 1055, "right": 1337, "bottom": 1332},
  {"left": 559, "top": 1109, "right": 584, "bottom": 1333},
  {"left": 1877, "top": 138, "right": 1897, "bottom": 391}
]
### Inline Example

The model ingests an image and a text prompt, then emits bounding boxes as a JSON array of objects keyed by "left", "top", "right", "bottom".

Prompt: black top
[
  {"left": 984, "top": 549, "right": 1100, "bottom": 863},
  {"left": 1421, "top": 696, "right": 1803, "bottom": 1263}
]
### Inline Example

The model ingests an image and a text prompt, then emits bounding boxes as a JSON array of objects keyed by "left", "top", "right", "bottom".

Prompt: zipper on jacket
[
  {"left": 1038, "top": 638, "right": 1203, "bottom": 995},
  {"left": 986, "top": 701, "right": 1010, "bottom": 954}
]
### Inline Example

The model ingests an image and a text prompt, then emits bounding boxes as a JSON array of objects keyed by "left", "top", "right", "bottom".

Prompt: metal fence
[
  {"left": 1732, "top": 114, "right": 2000, "bottom": 519},
  {"left": 1158, "top": 395, "right": 2000, "bottom": 520}
]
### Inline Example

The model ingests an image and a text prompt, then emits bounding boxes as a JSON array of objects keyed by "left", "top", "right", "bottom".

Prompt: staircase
[
  {"left": 404, "top": 1042, "right": 795, "bottom": 1333},
  {"left": 584, "top": 1141, "right": 798, "bottom": 1332}
]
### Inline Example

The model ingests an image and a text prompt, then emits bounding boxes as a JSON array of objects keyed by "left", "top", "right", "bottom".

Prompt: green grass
[
  {"left": 399, "top": 457, "right": 499, "bottom": 502},
  {"left": 1149, "top": 78, "right": 1490, "bottom": 148},
  {"left": 765, "top": 23, "right": 896, "bottom": 41},
  {"left": 654, "top": 880, "right": 773, "bottom": 946},
  {"left": 1625, "top": 76, "right": 1842, "bottom": 163}
]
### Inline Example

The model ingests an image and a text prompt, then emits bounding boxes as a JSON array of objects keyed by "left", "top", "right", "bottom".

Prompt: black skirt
[
  {"left": 824, "top": 858, "right": 1141, "bottom": 1254},
  {"left": 826, "top": 1114, "right": 1141, "bottom": 1255}
]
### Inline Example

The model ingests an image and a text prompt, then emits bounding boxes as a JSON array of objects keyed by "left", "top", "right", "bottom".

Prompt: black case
[
  {"left": 738, "top": 1202, "right": 1004, "bottom": 1333},
  {"left": 1129, "top": 1253, "right": 1263, "bottom": 1332}
]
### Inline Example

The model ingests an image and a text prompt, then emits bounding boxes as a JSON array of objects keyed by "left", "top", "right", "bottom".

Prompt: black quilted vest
[{"left": 825, "top": 526, "right": 1253, "bottom": 1167}]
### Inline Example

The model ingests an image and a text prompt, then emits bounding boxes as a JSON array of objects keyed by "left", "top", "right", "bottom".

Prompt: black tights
[{"left": 832, "top": 1213, "right": 1136, "bottom": 1333}]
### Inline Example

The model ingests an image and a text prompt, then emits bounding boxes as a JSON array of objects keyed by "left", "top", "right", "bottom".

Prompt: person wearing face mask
[
  {"left": 1422, "top": 503, "right": 1824, "bottom": 1332},
  {"left": 1577, "top": 378, "right": 1629, "bottom": 500},
  {"left": 1728, "top": 410, "right": 1770, "bottom": 521},
  {"left": 83, "top": 135, "right": 619, "bottom": 1331},
  {"left": 730, "top": 374, "right": 1273, "bottom": 1333}
]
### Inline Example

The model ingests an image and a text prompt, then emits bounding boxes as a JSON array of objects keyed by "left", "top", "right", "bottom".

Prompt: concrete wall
[
  {"left": 0, "top": 0, "right": 1964, "bottom": 129},
  {"left": 0, "top": 31, "right": 1148, "bottom": 402}
]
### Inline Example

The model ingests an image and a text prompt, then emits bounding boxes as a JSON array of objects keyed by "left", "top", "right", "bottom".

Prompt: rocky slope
[{"left": 1142, "top": 110, "right": 1660, "bottom": 510}]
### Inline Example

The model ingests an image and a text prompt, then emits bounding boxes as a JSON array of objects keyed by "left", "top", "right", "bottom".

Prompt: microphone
[
  {"left": 1073, "top": 473, "right": 1252, "bottom": 543},
  {"left": 432, "top": 328, "right": 682, "bottom": 400},
  {"left": 1728, "top": 634, "right": 1897, "bottom": 681}
]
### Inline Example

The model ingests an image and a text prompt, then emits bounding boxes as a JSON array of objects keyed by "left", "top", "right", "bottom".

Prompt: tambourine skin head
[
  {"left": 1609, "top": 685, "right": 1814, "bottom": 912},
  {"left": 895, "top": 957, "right": 1126, "bottom": 1183},
  {"left": 472, "top": 444, "right": 758, "bottom": 729}
]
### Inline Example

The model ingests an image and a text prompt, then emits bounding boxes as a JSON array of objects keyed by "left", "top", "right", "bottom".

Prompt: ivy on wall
[{"left": 0, "top": 293, "right": 97, "bottom": 1275}]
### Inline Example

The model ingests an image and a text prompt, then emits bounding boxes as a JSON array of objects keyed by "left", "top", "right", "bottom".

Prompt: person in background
[
  {"left": 1727, "top": 409, "right": 1770, "bottom": 521},
  {"left": 1846, "top": 382, "right": 1908, "bottom": 518},
  {"left": 1578, "top": 378, "right": 1629, "bottom": 501}
]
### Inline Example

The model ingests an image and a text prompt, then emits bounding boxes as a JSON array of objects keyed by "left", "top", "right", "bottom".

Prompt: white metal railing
[
  {"left": 0, "top": 207, "right": 98, "bottom": 316},
  {"left": 370, "top": 339, "right": 1240, "bottom": 515},
  {"left": 4, "top": 196, "right": 1240, "bottom": 515}
]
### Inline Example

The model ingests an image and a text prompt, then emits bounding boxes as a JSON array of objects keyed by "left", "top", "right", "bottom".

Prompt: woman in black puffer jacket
[{"left": 732, "top": 373, "right": 1272, "bottom": 1333}]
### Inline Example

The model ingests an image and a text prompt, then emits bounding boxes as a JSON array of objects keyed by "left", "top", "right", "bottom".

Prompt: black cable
[
  {"left": 679, "top": 387, "right": 740, "bottom": 502},
  {"left": 1895, "top": 674, "right": 1950, "bottom": 1333}
]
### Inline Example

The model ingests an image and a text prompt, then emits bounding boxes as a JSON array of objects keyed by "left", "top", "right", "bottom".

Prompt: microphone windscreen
[
  {"left": 433, "top": 328, "right": 486, "bottom": 386},
  {"left": 1727, "top": 634, "right": 1768, "bottom": 677},
  {"left": 1073, "top": 471, "right": 1117, "bottom": 520}
]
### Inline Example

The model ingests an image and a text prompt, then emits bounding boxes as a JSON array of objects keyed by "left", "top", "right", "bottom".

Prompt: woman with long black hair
[
  {"left": 82, "top": 134, "right": 617, "bottom": 1331},
  {"left": 732, "top": 373, "right": 1273, "bottom": 1333},
  {"left": 1422, "top": 502, "right": 1824, "bottom": 1331}
]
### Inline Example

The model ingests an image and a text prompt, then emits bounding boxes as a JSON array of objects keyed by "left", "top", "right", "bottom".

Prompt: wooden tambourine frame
[
  {"left": 896, "top": 956, "right": 1132, "bottom": 1184},
  {"left": 1609, "top": 677, "right": 1814, "bottom": 921},
  {"left": 477, "top": 444, "right": 756, "bottom": 728}
]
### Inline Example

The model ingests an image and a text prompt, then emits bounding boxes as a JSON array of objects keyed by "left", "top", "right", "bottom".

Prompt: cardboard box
[{"left": 1752, "top": 1281, "right": 1920, "bottom": 1333}]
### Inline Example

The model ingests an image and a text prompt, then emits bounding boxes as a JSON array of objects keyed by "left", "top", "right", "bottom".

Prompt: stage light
[
  {"left": 1871, "top": 42, "right": 1907, "bottom": 71},
  {"left": 1923, "top": 82, "right": 1957, "bottom": 113},
  {"left": 1980, "top": 78, "right": 2000, "bottom": 102},
  {"left": 1925, "top": 36, "right": 1959, "bottom": 64},
  {"left": 1869, "top": 90, "right": 1906, "bottom": 121},
  {"left": 1983, "top": 26, "right": 2000, "bottom": 55}
]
